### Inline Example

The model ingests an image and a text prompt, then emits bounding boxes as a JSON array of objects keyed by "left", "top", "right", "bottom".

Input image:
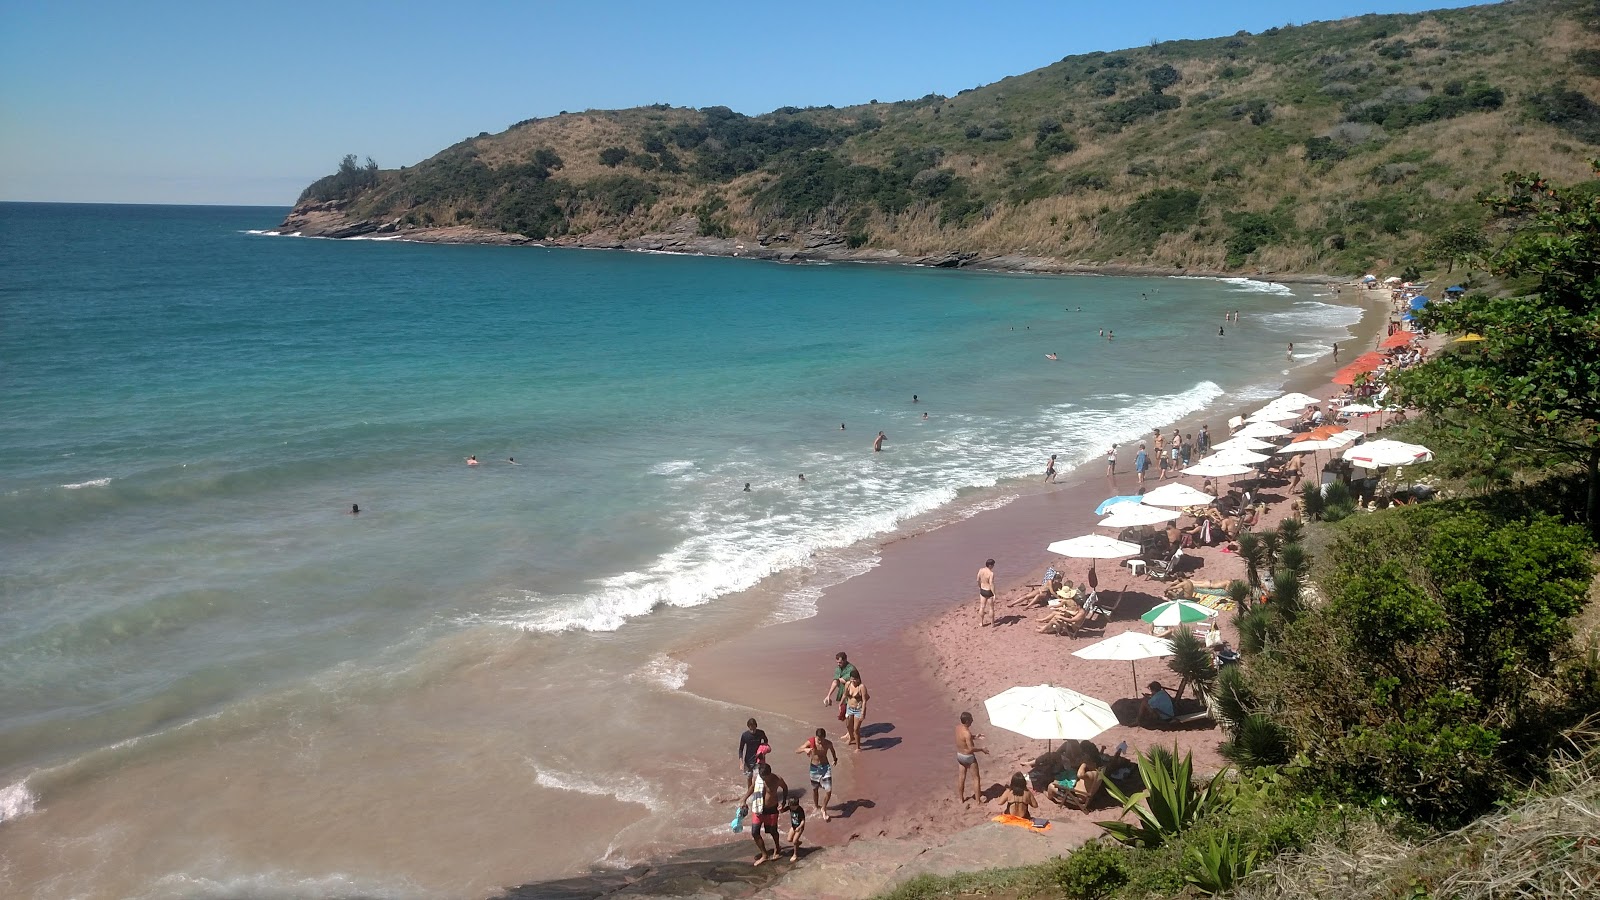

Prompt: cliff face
[{"left": 278, "top": 0, "right": 1600, "bottom": 275}]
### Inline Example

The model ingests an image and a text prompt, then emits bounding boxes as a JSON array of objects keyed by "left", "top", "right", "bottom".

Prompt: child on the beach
[{"left": 783, "top": 797, "right": 806, "bottom": 862}]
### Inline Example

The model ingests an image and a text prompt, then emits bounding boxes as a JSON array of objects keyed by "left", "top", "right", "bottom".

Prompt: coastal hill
[{"left": 279, "top": 0, "right": 1600, "bottom": 275}]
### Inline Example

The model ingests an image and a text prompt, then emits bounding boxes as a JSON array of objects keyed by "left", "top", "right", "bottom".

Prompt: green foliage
[
  {"left": 1234, "top": 605, "right": 1270, "bottom": 654},
  {"left": 300, "top": 154, "right": 381, "bottom": 202},
  {"left": 1100, "top": 747, "right": 1231, "bottom": 848},
  {"left": 1304, "top": 135, "right": 1347, "bottom": 163},
  {"left": 1051, "top": 841, "right": 1130, "bottom": 899},
  {"left": 1525, "top": 86, "right": 1600, "bottom": 144},
  {"left": 1102, "top": 91, "right": 1182, "bottom": 127},
  {"left": 579, "top": 175, "right": 658, "bottom": 216},
  {"left": 1146, "top": 63, "right": 1183, "bottom": 92},
  {"left": 1221, "top": 713, "right": 1293, "bottom": 769},
  {"left": 1112, "top": 188, "right": 1202, "bottom": 247},
  {"left": 597, "top": 146, "right": 629, "bottom": 167},
  {"left": 1186, "top": 830, "right": 1260, "bottom": 894},
  {"left": 1167, "top": 627, "right": 1217, "bottom": 701},
  {"left": 1344, "top": 81, "right": 1504, "bottom": 129},
  {"left": 1320, "top": 480, "right": 1357, "bottom": 522},
  {"left": 1237, "top": 532, "right": 1264, "bottom": 587},
  {"left": 1224, "top": 210, "right": 1285, "bottom": 267},
  {"left": 1299, "top": 480, "right": 1325, "bottom": 520}
]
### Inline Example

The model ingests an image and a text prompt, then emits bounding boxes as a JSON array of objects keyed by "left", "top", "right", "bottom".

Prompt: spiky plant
[
  {"left": 1166, "top": 627, "right": 1216, "bottom": 701},
  {"left": 1276, "top": 517, "right": 1303, "bottom": 546},
  {"left": 1234, "top": 605, "right": 1271, "bottom": 655},
  {"left": 1258, "top": 530, "right": 1282, "bottom": 571},
  {"left": 1300, "top": 480, "right": 1325, "bottom": 520},
  {"left": 1277, "top": 542, "right": 1308, "bottom": 578},
  {"left": 1099, "top": 746, "right": 1231, "bottom": 849},
  {"left": 1211, "top": 665, "right": 1254, "bottom": 729},
  {"left": 1218, "top": 713, "right": 1291, "bottom": 769},
  {"left": 1271, "top": 567, "right": 1303, "bottom": 619},
  {"left": 1186, "top": 830, "right": 1259, "bottom": 895},
  {"left": 1236, "top": 532, "right": 1264, "bottom": 587}
]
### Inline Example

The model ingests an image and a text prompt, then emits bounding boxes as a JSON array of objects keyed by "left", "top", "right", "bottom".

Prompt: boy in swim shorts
[
  {"left": 784, "top": 797, "right": 806, "bottom": 862},
  {"left": 796, "top": 727, "right": 838, "bottom": 820},
  {"left": 955, "top": 712, "right": 989, "bottom": 804}
]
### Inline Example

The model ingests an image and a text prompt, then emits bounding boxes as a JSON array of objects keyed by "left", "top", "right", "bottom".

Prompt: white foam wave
[
  {"left": 530, "top": 761, "right": 664, "bottom": 812},
  {"left": 1256, "top": 301, "right": 1364, "bottom": 331},
  {"left": 629, "top": 654, "right": 689, "bottom": 690},
  {"left": 649, "top": 460, "right": 697, "bottom": 476},
  {"left": 0, "top": 779, "right": 38, "bottom": 823},
  {"left": 136, "top": 870, "right": 423, "bottom": 900},
  {"left": 59, "top": 477, "right": 112, "bottom": 489},
  {"left": 1168, "top": 274, "right": 1294, "bottom": 295}
]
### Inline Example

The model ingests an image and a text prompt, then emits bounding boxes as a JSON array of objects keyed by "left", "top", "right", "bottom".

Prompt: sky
[{"left": 0, "top": 0, "right": 1487, "bottom": 206}]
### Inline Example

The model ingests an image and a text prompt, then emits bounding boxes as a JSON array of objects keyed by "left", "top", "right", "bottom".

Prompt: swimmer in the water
[
  {"left": 1107, "top": 331, "right": 1114, "bottom": 340},
  {"left": 350, "top": 504, "right": 360, "bottom": 515},
  {"left": 873, "top": 431, "right": 886, "bottom": 452},
  {"left": 913, "top": 395, "right": 919, "bottom": 403},
  {"left": 466, "top": 456, "right": 479, "bottom": 466},
  {"left": 1219, "top": 326, "right": 1226, "bottom": 336},
  {"left": 744, "top": 483, "right": 752, "bottom": 492},
  {"left": 507, "top": 457, "right": 519, "bottom": 465},
  {"left": 1045, "top": 353, "right": 1058, "bottom": 360},
  {"left": 798, "top": 473, "right": 806, "bottom": 482},
  {"left": 841, "top": 423, "right": 846, "bottom": 430},
  {"left": 922, "top": 412, "right": 929, "bottom": 420}
]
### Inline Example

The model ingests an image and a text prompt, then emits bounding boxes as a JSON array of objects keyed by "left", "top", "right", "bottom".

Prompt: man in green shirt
[{"left": 822, "top": 652, "right": 859, "bottom": 707}]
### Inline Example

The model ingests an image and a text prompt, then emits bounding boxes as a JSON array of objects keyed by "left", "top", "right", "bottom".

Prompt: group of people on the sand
[
  {"left": 733, "top": 652, "right": 866, "bottom": 865},
  {"left": 958, "top": 712, "right": 1117, "bottom": 816}
]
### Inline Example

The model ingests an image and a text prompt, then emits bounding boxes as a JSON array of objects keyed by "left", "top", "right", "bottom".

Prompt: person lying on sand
[{"left": 1011, "top": 571, "right": 1067, "bottom": 608}]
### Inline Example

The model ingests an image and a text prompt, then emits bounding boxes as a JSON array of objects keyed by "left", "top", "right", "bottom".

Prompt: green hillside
[{"left": 294, "top": 0, "right": 1600, "bottom": 274}]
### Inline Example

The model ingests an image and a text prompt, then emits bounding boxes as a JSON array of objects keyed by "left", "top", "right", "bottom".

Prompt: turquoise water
[{"left": 0, "top": 202, "right": 1358, "bottom": 830}]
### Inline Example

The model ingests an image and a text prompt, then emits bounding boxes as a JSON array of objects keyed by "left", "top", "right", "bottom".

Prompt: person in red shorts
[{"left": 741, "top": 761, "right": 789, "bottom": 865}]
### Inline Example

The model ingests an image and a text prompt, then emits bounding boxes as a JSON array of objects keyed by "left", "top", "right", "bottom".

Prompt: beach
[{"left": 0, "top": 202, "right": 1379, "bottom": 899}]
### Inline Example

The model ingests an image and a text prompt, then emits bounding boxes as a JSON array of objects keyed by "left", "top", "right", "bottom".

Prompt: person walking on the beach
[
  {"left": 976, "top": 558, "right": 997, "bottom": 627},
  {"left": 1134, "top": 443, "right": 1150, "bottom": 488},
  {"left": 823, "top": 651, "right": 859, "bottom": 714},
  {"left": 1105, "top": 444, "right": 1117, "bottom": 477},
  {"left": 742, "top": 762, "right": 788, "bottom": 865},
  {"left": 873, "top": 431, "right": 886, "bottom": 452},
  {"left": 1167, "top": 442, "right": 1180, "bottom": 479},
  {"left": 1157, "top": 444, "right": 1169, "bottom": 480},
  {"left": 783, "top": 796, "right": 806, "bottom": 863},
  {"left": 1198, "top": 425, "right": 1211, "bottom": 455},
  {"left": 1043, "top": 454, "right": 1057, "bottom": 483},
  {"left": 796, "top": 727, "right": 838, "bottom": 820},
  {"left": 842, "top": 673, "right": 869, "bottom": 748},
  {"left": 955, "top": 711, "right": 988, "bottom": 804},
  {"left": 738, "top": 718, "right": 769, "bottom": 783},
  {"left": 1332, "top": 342, "right": 1340, "bottom": 362},
  {"left": 1153, "top": 429, "right": 1165, "bottom": 455},
  {"left": 1287, "top": 342, "right": 1294, "bottom": 359},
  {"left": 1181, "top": 434, "right": 1194, "bottom": 467}
]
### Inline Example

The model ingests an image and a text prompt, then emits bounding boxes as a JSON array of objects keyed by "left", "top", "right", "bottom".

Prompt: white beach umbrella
[
  {"left": 1046, "top": 534, "right": 1143, "bottom": 559},
  {"left": 1211, "top": 436, "right": 1275, "bottom": 451},
  {"left": 1182, "top": 460, "right": 1256, "bottom": 478},
  {"left": 1276, "top": 439, "right": 1340, "bottom": 454},
  {"left": 1098, "top": 504, "right": 1181, "bottom": 528},
  {"left": 1245, "top": 409, "right": 1301, "bottom": 423},
  {"left": 984, "top": 684, "right": 1119, "bottom": 749},
  {"left": 1073, "top": 631, "right": 1176, "bottom": 696},
  {"left": 1235, "top": 421, "right": 1292, "bottom": 439},
  {"left": 1339, "top": 403, "right": 1382, "bottom": 414},
  {"left": 1343, "top": 439, "right": 1434, "bottom": 468},
  {"left": 1138, "top": 482, "right": 1217, "bottom": 507},
  {"left": 1269, "top": 392, "right": 1321, "bottom": 409},
  {"left": 1204, "top": 448, "right": 1270, "bottom": 465}
]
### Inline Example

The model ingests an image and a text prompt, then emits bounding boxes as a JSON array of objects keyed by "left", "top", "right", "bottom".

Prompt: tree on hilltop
[{"left": 1393, "top": 161, "right": 1600, "bottom": 534}]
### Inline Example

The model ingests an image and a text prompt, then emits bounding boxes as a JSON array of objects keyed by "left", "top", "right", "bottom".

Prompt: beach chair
[
  {"left": 1145, "top": 548, "right": 1185, "bottom": 581},
  {"left": 1057, "top": 768, "right": 1104, "bottom": 811},
  {"left": 1068, "top": 591, "right": 1123, "bottom": 636}
]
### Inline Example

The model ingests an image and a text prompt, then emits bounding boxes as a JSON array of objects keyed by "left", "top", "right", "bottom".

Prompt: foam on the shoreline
[
  {"left": 0, "top": 778, "right": 38, "bottom": 823},
  {"left": 530, "top": 760, "right": 666, "bottom": 813}
]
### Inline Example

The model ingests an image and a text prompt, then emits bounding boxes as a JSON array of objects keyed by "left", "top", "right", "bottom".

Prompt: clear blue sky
[{"left": 0, "top": 0, "right": 1485, "bottom": 206}]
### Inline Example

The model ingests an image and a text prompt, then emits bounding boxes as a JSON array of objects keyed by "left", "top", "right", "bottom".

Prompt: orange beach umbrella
[
  {"left": 1379, "top": 331, "right": 1416, "bottom": 350},
  {"left": 1332, "top": 352, "right": 1386, "bottom": 386}
]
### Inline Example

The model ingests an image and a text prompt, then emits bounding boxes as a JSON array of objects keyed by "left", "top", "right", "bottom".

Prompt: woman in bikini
[
  {"left": 996, "top": 771, "right": 1038, "bottom": 819},
  {"left": 842, "top": 673, "right": 869, "bottom": 749}
]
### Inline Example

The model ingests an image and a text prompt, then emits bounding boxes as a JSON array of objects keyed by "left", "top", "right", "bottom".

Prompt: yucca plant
[
  {"left": 1236, "top": 532, "right": 1264, "bottom": 587},
  {"left": 1226, "top": 579, "right": 1250, "bottom": 607},
  {"left": 1185, "top": 830, "right": 1258, "bottom": 895},
  {"left": 1299, "top": 481, "right": 1325, "bottom": 520},
  {"left": 1277, "top": 541, "right": 1307, "bottom": 578},
  {"left": 1099, "top": 747, "right": 1231, "bottom": 848},
  {"left": 1275, "top": 517, "right": 1303, "bottom": 546},
  {"left": 1165, "top": 627, "right": 1216, "bottom": 701},
  {"left": 1257, "top": 529, "right": 1282, "bottom": 571},
  {"left": 1210, "top": 665, "right": 1254, "bottom": 729},
  {"left": 1270, "top": 567, "right": 1302, "bottom": 617},
  {"left": 1219, "top": 713, "right": 1292, "bottom": 769},
  {"left": 1234, "top": 605, "right": 1270, "bottom": 655}
]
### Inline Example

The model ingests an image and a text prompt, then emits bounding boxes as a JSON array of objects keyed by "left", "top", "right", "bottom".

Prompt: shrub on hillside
[
  {"left": 598, "top": 146, "right": 629, "bottom": 167},
  {"left": 1103, "top": 91, "right": 1182, "bottom": 127},
  {"left": 300, "top": 154, "right": 381, "bottom": 203},
  {"left": 1112, "top": 188, "right": 1202, "bottom": 246},
  {"left": 1525, "top": 86, "right": 1600, "bottom": 144}
]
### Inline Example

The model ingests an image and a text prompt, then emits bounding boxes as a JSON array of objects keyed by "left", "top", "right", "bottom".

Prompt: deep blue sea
[{"left": 0, "top": 202, "right": 1360, "bottom": 897}]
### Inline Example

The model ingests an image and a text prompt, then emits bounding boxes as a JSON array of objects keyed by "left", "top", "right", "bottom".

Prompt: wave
[
  {"left": 1168, "top": 275, "right": 1295, "bottom": 295},
  {"left": 1255, "top": 301, "right": 1364, "bottom": 331},
  {"left": 133, "top": 871, "right": 424, "bottom": 900},
  {"left": 59, "top": 477, "right": 112, "bottom": 489},
  {"left": 0, "top": 778, "right": 38, "bottom": 824},
  {"left": 628, "top": 654, "right": 689, "bottom": 691},
  {"left": 529, "top": 761, "right": 665, "bottom": 813},
  {"left": 648, "top": 460, "right": 697, "bottom": 477}
]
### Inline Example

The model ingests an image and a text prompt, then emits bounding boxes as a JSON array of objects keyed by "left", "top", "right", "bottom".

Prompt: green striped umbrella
[{"left": 1141, "top": 599, "right": 1219, "bottom": 629}]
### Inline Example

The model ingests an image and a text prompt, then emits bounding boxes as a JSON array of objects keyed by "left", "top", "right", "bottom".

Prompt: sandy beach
[{"left": 676, "top": 282, "right": 1393, "bottom": 857}]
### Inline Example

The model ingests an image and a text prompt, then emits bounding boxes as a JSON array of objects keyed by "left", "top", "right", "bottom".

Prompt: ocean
[{"left": 0, "top": 202, "right": 1361, "bottom": 898}]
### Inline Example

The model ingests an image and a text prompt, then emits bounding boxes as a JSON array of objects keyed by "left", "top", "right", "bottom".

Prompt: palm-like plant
[
  {"left": 1209, "top": 665, "right": 1254, "bottom": 729},
  {"left": 1276, "top": 517, "right": 1304, "bottom": 546},
  {"left": 1165, "top": 627, "right": 1216, "bottom": 701},
  {"left": 1277, "top": 542, "right": 1307, "bottom": 578},
  {"left": 1219, "top": 714, "right": 1291, "bottom": 769},
  {"left": 1300, "top": 480, "right": 1325, "bottom": 520},
  {"left": 1186, "top": 830, "right": 1259, "bottom": 895},
  {"left": 1236, "top": 532, "right": 1264, "bottom": 587},
  {"left": 1234, "top": 605, "right": 1270, "bottom": 655},
  {"left": 1226, "top": 579, "right": 1250, "bottom": 607},
  {"left": 1099, "top": 746, "right": 1231, "bottom": 848},
  {"left": 1257, "top": 530, "right": 1282, "bottom": 572}
]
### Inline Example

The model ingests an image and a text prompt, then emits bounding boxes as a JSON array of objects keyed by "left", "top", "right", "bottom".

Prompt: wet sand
[{"left": 680, "top": 283, "right": 1392, "bottom": 851}]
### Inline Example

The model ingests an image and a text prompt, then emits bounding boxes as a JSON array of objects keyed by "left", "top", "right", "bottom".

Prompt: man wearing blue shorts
[{"left": 796, "top": 727, "right": 838, "bottom": 820}]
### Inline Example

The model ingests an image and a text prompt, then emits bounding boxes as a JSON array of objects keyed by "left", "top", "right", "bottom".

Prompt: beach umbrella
[
  {"left": 1268, "top": 392, "right": 1320, "bottom": 409},
  {"left": 1384, "top": 276, "right": 1402, "bottom": 285},
  {"left": 1182, "top": 460, "right": 1255, "bottom": 478},
  {"left": 1244, "top": 409, "right": 1300, "bottom": 423},
  {"left": 1343, "top": 439, "right": 1433, "bottom": 468},
  {"left": 1211, "top": 436, "right": 1275, "bottom": 451},
  {"left": 1454, "top": 333, "right": 1485, "bottom": 343},
  {"left": 1362, "top": 274, "right": 1378, "bottom": 282},
  {"left": 1235, "top": 421, "right": 1292, "bottom": 439},
  {"left": 1332, "top": 352, "right": 1387, "bottom": 386},
  {"left": 1073, "top": 631, "right": 1175, "bottom": 696},
  {"left": 1099, "top": 504, "right": 1181, "bottom": 528},
  {"left": 1138, "top": 482, "right": 1217, "bottom": 507},
  {"left": 1204, "top": 448, "right": 1270, "bottom": 465},
  {"left": 984, "top": 684, "right": 1119, "bottom": 749},
  {"left": 1410, "top": 295, "right": 1430, "bottom": 310},
  {"left": 1142, "top": 599, "right": 1220, "bottom": 629},
  {"left": 1340, "top": 403, "right": 1382, "bottom": 414},
  {"left": 1047, "top": 534, "right": 1143, "bottom": 559},
  {"left": 1379, "top": 331, "right": 1417, "bottom": 350},
  {"left": 1095, "top": 495, "right": 1145, "bottom": 515},
  {"left": 1277, "top": 438, "right": 1340, "bottom": 454}
]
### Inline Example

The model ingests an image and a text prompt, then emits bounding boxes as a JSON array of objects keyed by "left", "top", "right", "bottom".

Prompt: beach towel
[{"left": 991, "top": 813, "right": 1053, "bottom": 832}]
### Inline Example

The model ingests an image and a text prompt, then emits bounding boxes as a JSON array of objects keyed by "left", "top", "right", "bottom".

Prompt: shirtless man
[
  {"left": 955, "top": 712, "right": 988, "bottom": 803},
  {"left": 1043, "top": 454, "right": 1057, "bottom": 483},
  {"left": 873, "top": 431, "right": 887, "bottom": 452},
  {"left": 796, "top": 727, "right": 838, "bottom": 820},
  {"left": 741, "top": 762, "right": 789, "bottom": 866},
  {"left": 976, "top": 558, "right": 997, "bottom": 627}
]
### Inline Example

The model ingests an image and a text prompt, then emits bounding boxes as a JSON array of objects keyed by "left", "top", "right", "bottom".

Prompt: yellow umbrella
[{"left": 1454, "top": 334, "right": 1485, "bottom": 343}]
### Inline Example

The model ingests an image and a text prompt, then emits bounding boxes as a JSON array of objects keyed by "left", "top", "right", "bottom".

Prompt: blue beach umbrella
[
  {"left": 1409, "top": 295, "right": 1430, "bottom": 310},
  {"left": 1095, "top": 496, "right": 1144, "bottom": 515}
]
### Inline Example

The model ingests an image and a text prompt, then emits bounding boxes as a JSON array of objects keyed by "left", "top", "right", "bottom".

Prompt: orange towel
[{"left": 990, "top": 813, "right": 1052, "bottom": 832}]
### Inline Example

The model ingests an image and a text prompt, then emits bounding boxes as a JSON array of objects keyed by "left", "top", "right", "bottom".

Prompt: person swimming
[
  {"left": 465, "top": 456, "right": 479, "bottom": 466},
  {"left": 507, "top": 457, "right": 518, "bottom": 465},
  {"left": 350, "top": 504, "right": 360, "bottom": 515},
  {"left": 744, "top": 483, "right": 752, "bottom": 492},
  {"left": 1045, "top": 353, "right": 1058, "bottom": 360}
]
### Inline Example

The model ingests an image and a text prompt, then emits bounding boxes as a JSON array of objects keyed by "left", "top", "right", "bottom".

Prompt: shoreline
[
  {"left": 500, "top": 281, "right": 1386, "bottom": 893},
  {"left": 263, "top": 206, "right": 1348, "bottom": 286}
]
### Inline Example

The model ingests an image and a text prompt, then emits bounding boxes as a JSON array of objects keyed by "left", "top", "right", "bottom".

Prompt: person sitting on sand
[
  {"left": 995, "top": 772, "right": 1038, "bottom": 819},
  {"left": 1138, "top": 681, "right": 1177, "bottom": 727},
  {"left": 1047, "top": 740, "right": 1105, "bottom": 809},
  {"left": 1013, "top": 570, "right": 1066, "bottom": 608}
]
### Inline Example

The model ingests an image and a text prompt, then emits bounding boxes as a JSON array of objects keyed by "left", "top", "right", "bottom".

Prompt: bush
[
  {"left": 1101, "top": 747, "right": 1231, "bottom": 848},
  {"left": 1304, "top": 136, "right": 1347, "bottom": 163},
  {"left": 1102, "top": 91, "right": 1182, "bottom": 126},
  {"left": 597, "top": 146, "right": 629, "bottom": 167},
  {"left": 1224, "top": 211, "right": 1284, "bottom": 267},
  {"left": 1526, "top": 86, "right": 1600, "bottom": 144},
  {"left": 1052, "top": 841, "right": 1130, "bottom": 899},
  {"left": 1113, "top": 188, "right": 1202, "bottom": 247},
  {"left": 1037, "top": 130, "right": 1080, "bottom": 155},
  {"left": 1146, "top": 63, "right": 1182, "bottom": 92},
  {"left": 299, "top": 154, "right": 380, "bottom": 202}
]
